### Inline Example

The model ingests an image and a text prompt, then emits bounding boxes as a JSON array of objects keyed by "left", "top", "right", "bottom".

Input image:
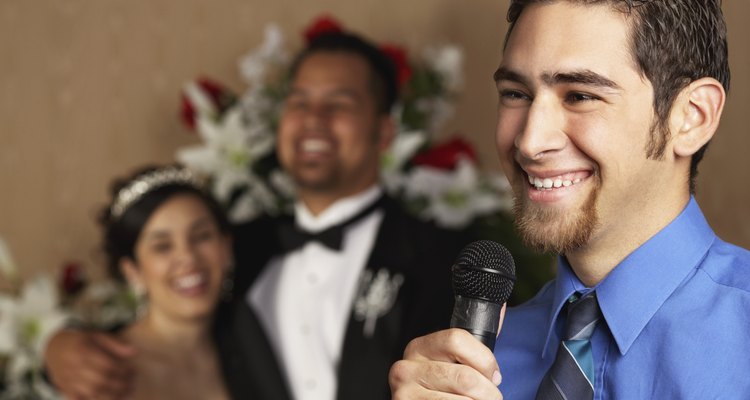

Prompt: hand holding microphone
[{"left": 390, "top": 240, "right": 515, "bottom": 400}]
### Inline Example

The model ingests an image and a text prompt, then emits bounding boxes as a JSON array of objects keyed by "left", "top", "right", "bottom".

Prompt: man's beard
[
  {"left": 512, "top": 182, "right": 599, "bottom": 255},
  {"left": 290, "top": 160, "right": 341, "bottom": 193}
]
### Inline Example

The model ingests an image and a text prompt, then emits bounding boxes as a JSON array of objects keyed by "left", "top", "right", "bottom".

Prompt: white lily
[
  {"left": 423, "top": 45, "right": 464, "bottom": 93},
  {"left": 5, "top": 276, "right": 69, "bottom": 355},
  {"left": 403, "top": 157, "right": 503, "bottom": 228},
  {"left": 416, "top": 97, "right": 456, "bottom": 136},
  {"left": 225, "top": 180, "right": 280, "bottom": 222},
  {"left": 182, "top": 80, "right": 218, "bottom": 119},
  {"left": 177, "top": 106, "right": 275, "bottom": 207},
  {"left": 0, "top": 235, "right": 18, "bottom": 280},
  {"left": 380, "top": 130, "right": 427, "bottom": 193},
  {"left": 0, "top": 275, "right": 69, "bottom": 399},
  {"left": 3, "top": 346, "right": 60, "bottom": 399},
  {"left": 239, "top": 24, "right": 289, "bottom": 87},
  {"left": 0, "top": 294, "right": 17, "bottom": 353},
  {"left": 72, "top": 281, "right": 136, "bottom": 329}
]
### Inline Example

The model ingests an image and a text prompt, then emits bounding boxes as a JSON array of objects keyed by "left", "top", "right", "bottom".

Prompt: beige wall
[{"left": 1, "top": 1, "right": 748, "bottom": 278}]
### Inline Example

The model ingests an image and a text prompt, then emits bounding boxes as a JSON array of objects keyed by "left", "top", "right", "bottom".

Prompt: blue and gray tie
[{"left": 536, "top": 292, "right": 602, "bottom": 400}]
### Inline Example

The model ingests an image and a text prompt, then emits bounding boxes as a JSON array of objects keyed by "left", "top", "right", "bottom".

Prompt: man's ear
[
  {"left": 377, "top": 114, "right": 397, "bottom": 152},
  {"left": 672, "top": 77, "right": 726, "bottom": 157}
]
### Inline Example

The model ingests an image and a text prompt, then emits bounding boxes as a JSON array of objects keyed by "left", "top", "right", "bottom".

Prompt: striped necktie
[{"left": 536, "top": 292, "right": 602, "bottom": 400}]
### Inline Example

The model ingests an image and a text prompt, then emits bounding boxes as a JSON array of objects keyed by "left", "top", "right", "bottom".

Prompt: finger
[
  {"left": 404, "top": 329, "right": 500, "bottom": 381},
  {"left": 68, "top": 346, "right": 134, "bottom": 398},
  {"left": 92, "top": 332, "right": 137, "bottom": 358},
  {"left": 390, "top": 359, "right": 503, "bottom": 400},
  {"left": 71, "top": 365, "right": 133, "bottom": 400},
  {"left": 393, "top": 384, "right": 485, "bottom": 400},
  {"left": 79, "top": 348, "right": 133, "bottom": 382},
  {"left": 497, "top": 303, "right": 507, "bottom": 337}
]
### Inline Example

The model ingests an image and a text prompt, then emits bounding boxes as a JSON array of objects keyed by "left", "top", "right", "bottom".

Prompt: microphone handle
[{"left": 450, "top": 295, "right": 503, "bottom": 351}]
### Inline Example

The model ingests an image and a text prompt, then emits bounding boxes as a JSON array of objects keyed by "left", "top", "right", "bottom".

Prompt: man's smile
[{"left": 526, "top": 171, "right": 590, "bottom": 191}]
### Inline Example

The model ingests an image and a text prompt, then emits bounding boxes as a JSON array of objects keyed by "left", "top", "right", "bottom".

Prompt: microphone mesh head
[{"left": 452, "top": 240, "right": 516, "bottom": 304}]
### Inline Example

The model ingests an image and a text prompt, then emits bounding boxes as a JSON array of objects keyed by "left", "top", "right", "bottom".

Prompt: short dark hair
[
  {"left": 505, "top": 0, "right": 730, "bottom": 193},
  {"left": 287, "top": 32, "right": 398, "bottom": 115},
  {"left": 99, "top": 165, "right": 231, "bottom": 281}
]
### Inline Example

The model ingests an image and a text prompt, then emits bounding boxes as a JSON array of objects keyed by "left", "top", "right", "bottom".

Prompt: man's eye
[
  {"left": 285, "top": 99, "right": 307, "bottom": 110},
  {"left": 566, "top": 92, "right": 599, "bottom": 103},
  {"left": 498, "top": 89, "right": 531, "bottom": 108},
  {"left": 500, "top": 90, "right": 529, "bottom": 101},
  {"left": 327, "top": 102, "right": 354, "bottom": 112}
]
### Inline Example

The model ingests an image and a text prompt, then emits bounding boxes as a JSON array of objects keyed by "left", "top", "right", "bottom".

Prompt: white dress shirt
[{"left": 249, "top": 186, "right": 384, "bottom": 400}]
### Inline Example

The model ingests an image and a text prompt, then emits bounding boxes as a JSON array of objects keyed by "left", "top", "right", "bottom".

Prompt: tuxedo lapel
[
  {"left": 336, "top": 199, "right": 421, "bottom": 400},
  {"left": 217, "top": 299, "right": 293, "bottom": 400},
  {"left": 216, "top": 216, "right": 293, "bottom": 400}
]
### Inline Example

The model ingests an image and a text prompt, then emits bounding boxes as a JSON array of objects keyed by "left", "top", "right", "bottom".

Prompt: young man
[
  {"left": 45, "top": 33, "right": 464, "bottom": 400},
  {"left": 389, "top": 1, "right": 750, "bottom": 399}
]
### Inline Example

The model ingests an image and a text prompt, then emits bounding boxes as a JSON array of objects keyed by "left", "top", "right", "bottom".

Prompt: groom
[
  {"left": 215, "top": 31, "right": 467, "bottom": 400},
  {"left": 44, "top": 30, "right": 466, "bottom": 400}
]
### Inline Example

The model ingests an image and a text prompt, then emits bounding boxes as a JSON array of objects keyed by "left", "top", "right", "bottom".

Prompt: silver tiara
[{"left": 110, "top": 167, "right": 205, "bottom": 219}]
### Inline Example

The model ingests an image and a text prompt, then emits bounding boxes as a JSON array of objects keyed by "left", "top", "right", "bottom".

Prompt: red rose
[
  {"left": 380, "top": 44, "right": 412, "bottom": 88},
  {"left": 60, "top": 261, "right": 87, "bottom": 297},
  {"left": 303, "top": 15, "right": 344, "bottom": 44},
  {"left": 180, "top": 77, "right": 236, "bottom": 131},
  {"left": 412, "top": 137, "right": 478, "bottom": 170}
]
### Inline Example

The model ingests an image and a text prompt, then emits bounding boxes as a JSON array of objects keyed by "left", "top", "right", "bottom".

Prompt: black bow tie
[{"left": 277, "top": 194, "right": 386, "bottom": 252}]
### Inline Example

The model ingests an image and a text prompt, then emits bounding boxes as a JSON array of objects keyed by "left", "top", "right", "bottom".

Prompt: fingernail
[{"left": 492, "top": 370, "right": 502, "bottom": 386}]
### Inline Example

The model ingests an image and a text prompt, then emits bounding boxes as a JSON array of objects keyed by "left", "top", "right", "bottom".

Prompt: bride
[{"left": 100, "top": 165, "right": 232, "bottom": 400}]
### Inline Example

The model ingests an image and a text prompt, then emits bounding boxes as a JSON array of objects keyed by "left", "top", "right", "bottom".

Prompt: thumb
[
  {"left": 496, "top": 303, "right": 507, "bottom": 338},
  {"left": 488, "top": 303, "right": 508, "bottom": 387},
  {"left": 92, "top": 332, "right": 136, "bottom": 358}
]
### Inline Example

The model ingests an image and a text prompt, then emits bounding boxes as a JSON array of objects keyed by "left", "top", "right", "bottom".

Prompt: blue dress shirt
[{"left": 496, "top": 197, "right": 750, "bottom": 399}]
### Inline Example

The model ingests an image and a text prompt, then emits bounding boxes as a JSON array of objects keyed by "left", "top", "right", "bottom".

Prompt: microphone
[{"left": 450, "top": 240, "right": 516, "bottom": 351}]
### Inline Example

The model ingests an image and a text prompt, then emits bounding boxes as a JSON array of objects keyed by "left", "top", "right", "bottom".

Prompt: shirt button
[
  {"left": 305, "top": 379, "right": 317, "bottom": 390},
  {"left": 300, "top": 324, "right": 311, "bottom": 335},
  {"left": 307, "top": 274, "right": 318, "bottom": 285}
]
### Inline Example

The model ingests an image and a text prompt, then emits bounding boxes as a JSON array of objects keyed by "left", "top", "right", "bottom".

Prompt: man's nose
[
  {"left": 303, "top": 103, "right": 331, "bottom": 131},
  {"left": 514, "top": 96, "right": 567, "bottom": 161}
]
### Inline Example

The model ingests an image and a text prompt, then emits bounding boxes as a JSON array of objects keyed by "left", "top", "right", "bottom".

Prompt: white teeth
[
  {"left": 301, "top": 139, "right": 330, "bottom": 152},
  {"left": 175, "top": 274, "right": 204, "bottom": 290},
  {"left": 528, "top": 174, "right": 584, "bottom": 190}
]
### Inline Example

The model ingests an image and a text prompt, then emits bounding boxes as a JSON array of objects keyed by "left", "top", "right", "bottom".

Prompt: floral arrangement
[
  {"left": 177, "top": 15, "right": 512, "bottom": 228},
  {"left": 0, "top": 237, "right": 135, "bottom": 399},
  {"left": 177, "top": 15, "right": 553, "bottom": 303}
]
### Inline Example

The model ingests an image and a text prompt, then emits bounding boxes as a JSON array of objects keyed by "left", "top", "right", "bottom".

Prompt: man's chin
[
  {"left": 292, "top": 169, "right": 337, "bottom": 191},
  {"left": 512, "top": 196, "right": 597, "bottom": 254}
]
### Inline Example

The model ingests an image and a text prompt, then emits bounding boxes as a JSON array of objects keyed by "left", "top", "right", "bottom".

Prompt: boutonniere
[{"left": 353, "top": 268, "right": 404, "bottom": 338}]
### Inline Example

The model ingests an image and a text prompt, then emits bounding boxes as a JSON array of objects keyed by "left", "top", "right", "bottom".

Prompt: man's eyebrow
[
  {"left": 493, "top": 67, "right": 621, "bottom": 91},
  {"left": 543, "top": 70, "right": 622, "bottom": 90},
  {"left": 284, "top": 87, "right": 361, "bottom": 100},
  {"left": 493, "top": 67, "right": 529, "bottom": 87}
]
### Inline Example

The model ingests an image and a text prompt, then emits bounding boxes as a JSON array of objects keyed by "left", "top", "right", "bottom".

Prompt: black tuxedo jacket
[{"left": 214, "top": 197, "right": 468, "bottom": 400}]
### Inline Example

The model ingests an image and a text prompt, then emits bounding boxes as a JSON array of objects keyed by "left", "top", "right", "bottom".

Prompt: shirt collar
[
  {"left": 542, "top": 197, "right": 716, "bottom": 357},
  {"left": 295, "top": 185, "right": 383, "bottom": 233}
]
